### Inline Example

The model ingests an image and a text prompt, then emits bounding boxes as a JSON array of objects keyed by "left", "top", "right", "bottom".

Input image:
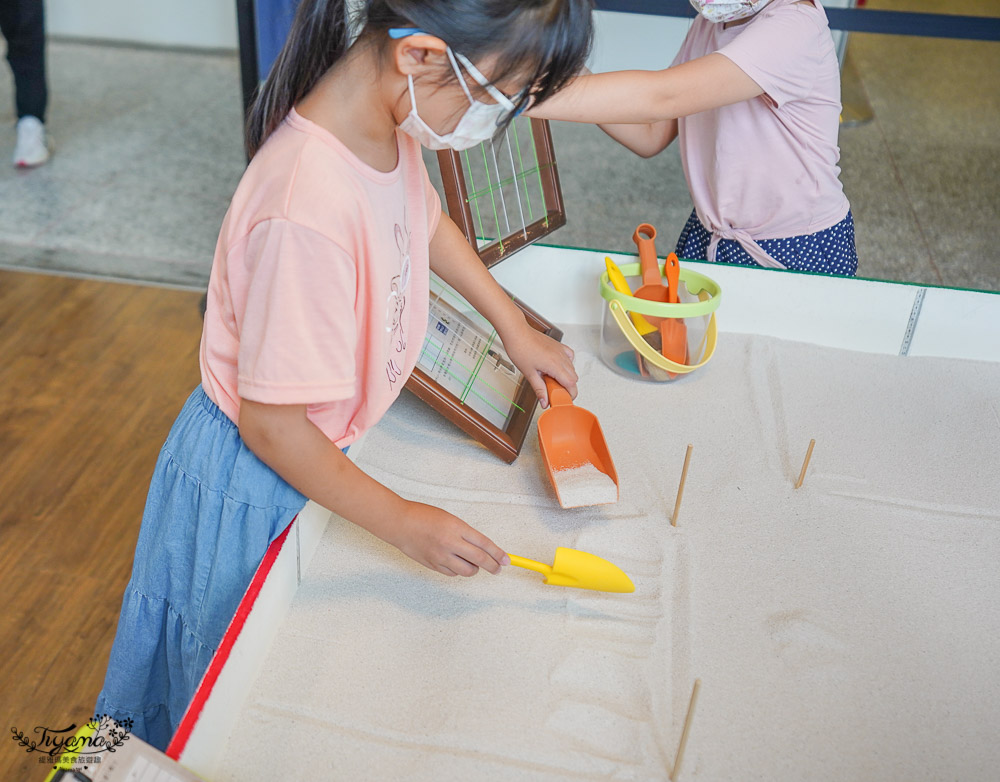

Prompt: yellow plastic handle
[
  {"left": 604, "top": 257, "right": 632, "bottom": 295},
  {"left": 609, "top": 297, "right": 718, "bottom": 374},
  {"left": 507, "top": 554, "right": 552, "bottom": 578},
  {"left": 605, "top": 257, "right": 657, "bottom": 336},
  {"left": 44, "top": 722, "right": 100, "bottom": 780}
]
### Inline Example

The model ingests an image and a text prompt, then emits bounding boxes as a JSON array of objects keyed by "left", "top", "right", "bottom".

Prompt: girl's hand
[
  {"left": 391, "top": 500, "right": 510, "bottom": 577},
  {"left": 502, "top": 321, "right": 578, "bottom": 408}
]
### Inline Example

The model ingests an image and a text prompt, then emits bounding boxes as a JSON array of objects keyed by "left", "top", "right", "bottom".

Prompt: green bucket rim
[{"left": 600, "top": 262, "right": 722, "bottom": 318}]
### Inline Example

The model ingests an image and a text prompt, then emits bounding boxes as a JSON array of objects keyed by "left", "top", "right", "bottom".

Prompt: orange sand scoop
[
  {"left": 632, "top": 223, "right": 669, "bottom": 305},
  {"left": 632, "top": 224, "right": 688, "bottom": 376},
  {"left": 508, "top": 548, "right": 635, "bottom": 593},
  {"left": 537, "top": 376, "right": 619, "bottom": 508},
  {"left": 660, "top": 252, "right": 689, "bottom": 367}
]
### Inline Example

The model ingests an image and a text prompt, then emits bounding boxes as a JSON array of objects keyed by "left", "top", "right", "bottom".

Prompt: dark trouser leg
[{"left": 0, "top": 0, "right": 47, "bottom": 122}]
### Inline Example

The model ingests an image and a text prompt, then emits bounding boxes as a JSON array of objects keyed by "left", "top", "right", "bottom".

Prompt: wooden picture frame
[
  {"left": 436, "top": 118, "right": 566, "bottom": 269},
  {"left": 405, "top": 278, "right": 562, "bottom": 464}
]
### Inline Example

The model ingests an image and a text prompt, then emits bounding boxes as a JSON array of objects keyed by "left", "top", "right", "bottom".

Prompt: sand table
[{"left": 215, "top": 328, "right": 1000, "bottom": 781}]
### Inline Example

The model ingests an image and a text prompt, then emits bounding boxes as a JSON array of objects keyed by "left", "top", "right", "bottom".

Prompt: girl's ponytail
[{"left": 245, "top": 0, "right": 352, "bottom": 158}]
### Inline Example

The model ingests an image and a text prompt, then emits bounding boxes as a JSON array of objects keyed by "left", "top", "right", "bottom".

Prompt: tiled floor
[
  {"left": 0, "top": 0, "right": 997, "bottom": 292},
  {"left": 0, "top": 42, "right": 246, "bottom": 287}
]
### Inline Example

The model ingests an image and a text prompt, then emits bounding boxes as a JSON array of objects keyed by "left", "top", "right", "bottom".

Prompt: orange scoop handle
[
  {"left": 544, "top": 375, "right": 574, "bottom": 408},
  {"left": 664, "top": 252, "right": 681, "bottom": 304},
  {"left": 660, "top": 252, "right": 688, "bottom": 373},
  {"left": 633, "top": 223, "right": 661, "bottom": 289}
]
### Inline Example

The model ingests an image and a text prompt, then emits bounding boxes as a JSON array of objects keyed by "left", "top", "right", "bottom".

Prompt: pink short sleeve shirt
[
  {"left": 200, "top": 109, "right": 441, "bottom": 447},
  {"left": 672, "top": 0, "right": 850, "bottom": 243}
]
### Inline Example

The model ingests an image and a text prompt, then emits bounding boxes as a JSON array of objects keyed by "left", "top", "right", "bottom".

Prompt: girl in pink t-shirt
[
  {"left": 535, "top": 0, "right": 857, "bottom": 276},
  {"left": 96, "top": 0, "right": 593, "bottom": 749}
]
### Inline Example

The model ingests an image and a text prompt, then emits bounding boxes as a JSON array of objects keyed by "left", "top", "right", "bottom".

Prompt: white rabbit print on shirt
[{"left": 385, "top": 209, "right": 411, "bottom": 388}]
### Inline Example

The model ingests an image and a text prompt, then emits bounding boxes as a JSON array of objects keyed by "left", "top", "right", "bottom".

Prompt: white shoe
[{"left": 14, "top": 116, "right": 50, "bottom": 168}]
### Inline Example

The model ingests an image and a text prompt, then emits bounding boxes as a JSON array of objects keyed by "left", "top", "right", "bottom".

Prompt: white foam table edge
[
  {"left": 908, "top": 286, "right": 1000, "bottom": 361},
  {"left": 491, "top": 244, "right": 1000, "bottom": 359}
]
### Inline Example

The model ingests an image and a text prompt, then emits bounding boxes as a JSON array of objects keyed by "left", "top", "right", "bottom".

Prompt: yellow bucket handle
[{"left": 609, "top": 295, "right": 718, "bottom": 375}]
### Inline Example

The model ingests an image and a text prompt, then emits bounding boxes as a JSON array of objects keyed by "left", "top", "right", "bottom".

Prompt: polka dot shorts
[{"left": 675, "top": 209, "right": 859, "bottom": 277}]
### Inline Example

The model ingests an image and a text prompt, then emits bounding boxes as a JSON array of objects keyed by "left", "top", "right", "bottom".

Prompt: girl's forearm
[
  {"left": 428, "top": 214, "right": 528, "bottom": 342},
  {"left": 531, "top": 69, "right": 677, "bottom": 124},
  {"left": 597, "top": 119, "right": 678, "bottom": 158},
  {"left": 529, "top": 64, "right": 678, "bottom": 157},
  {"left": 238, "top": 399, "right": 407, "bottom": 544},
  {"left": 531, "top": 54, "right": 762, "bottom": 125}
]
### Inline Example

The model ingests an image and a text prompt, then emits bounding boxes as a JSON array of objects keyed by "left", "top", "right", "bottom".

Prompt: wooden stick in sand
[
  {"left": 670, "top": 678, "right": 701, "bottom": 781},
  {"left": 795, "top": 438, "right": 816, "bottom": 489},
  {"left": 670, "top": 444, "right": 694, "bottom": 527}
]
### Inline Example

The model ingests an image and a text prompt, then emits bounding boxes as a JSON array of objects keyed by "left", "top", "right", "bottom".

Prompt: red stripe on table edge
[{"left": 165, "top": 515, "right": 297, "bottom": 760}]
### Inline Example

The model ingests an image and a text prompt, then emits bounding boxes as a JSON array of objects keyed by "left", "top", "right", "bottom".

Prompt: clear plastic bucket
[{"left": 599, "top": 261, "right": 721, "bottom": 382}]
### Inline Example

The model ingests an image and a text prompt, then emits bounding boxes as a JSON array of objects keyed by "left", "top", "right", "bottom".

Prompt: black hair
[{"left": 245, "top": 0, "right": 594, "bottom": 158}]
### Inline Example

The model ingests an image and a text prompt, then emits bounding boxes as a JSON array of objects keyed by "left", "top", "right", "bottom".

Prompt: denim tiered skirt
[{"left": 95, "top": 386, "right": 306, "bottom": 749}]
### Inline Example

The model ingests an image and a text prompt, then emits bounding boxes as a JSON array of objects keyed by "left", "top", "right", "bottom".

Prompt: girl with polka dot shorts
[{"left": 533, "top": 0, "right": 858, "bottom": 276}]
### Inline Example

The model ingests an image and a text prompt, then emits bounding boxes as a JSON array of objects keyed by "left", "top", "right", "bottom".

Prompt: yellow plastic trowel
[
  {"left": 508, "top": 548, "right": 635, "bottom": 593},
  {"left": 606, "top": 256, "right": 670, "bottom": 380},
  {"left": 605, "top": 257, "right": 657, "bottom": 338}
]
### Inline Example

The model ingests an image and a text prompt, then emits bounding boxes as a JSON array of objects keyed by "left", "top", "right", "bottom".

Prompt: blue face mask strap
[{"left": 387, "top": 27, "right": 426, "bottom": 39}]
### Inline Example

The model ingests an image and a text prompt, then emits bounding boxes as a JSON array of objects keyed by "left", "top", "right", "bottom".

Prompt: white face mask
[
  {"left": 399, "top": 48, "right": 519, "bottom": 151},
  {"left": 688, "top": 0, "right": 775, "bottom": 24}
]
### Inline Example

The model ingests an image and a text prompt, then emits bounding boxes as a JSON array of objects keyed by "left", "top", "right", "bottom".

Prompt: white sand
[
  {"left": 215, "top": 328, "right": 1000, "bottom": 781},
  {"left": 552, "top": 462, "right": 618, "bottom": 507}
]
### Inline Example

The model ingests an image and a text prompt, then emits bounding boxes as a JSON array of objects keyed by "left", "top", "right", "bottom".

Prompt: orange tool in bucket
[
  {"left": 632, "top": 224, "right": 689, "bottom": 374},
  {"left": 537, "top": 376, "right": 619, "bottom": 508}
]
